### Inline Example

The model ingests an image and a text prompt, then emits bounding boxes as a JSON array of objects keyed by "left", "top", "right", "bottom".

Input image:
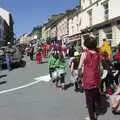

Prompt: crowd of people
[
  {"left": 47, "top": 37, "right": 120, "bottom": 120},
  {"left": 25, "top": 37, "right": 120, "bottom": 120}
]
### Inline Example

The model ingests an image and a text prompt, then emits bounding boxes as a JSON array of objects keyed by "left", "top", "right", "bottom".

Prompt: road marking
[
  {"left": 0, "top": 74, "right": 51, "bottom": 94},
  {"left": 34, "top": 74, "right": 50, "bottom": 82}
]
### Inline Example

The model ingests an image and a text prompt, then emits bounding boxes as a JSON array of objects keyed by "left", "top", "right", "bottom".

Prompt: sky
[{"left": 0, "top": 0, "right": 79, "bottom": 37}]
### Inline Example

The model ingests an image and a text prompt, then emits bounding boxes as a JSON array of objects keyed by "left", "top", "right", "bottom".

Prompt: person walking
[
  {"left": 29, "top": 46, "right": 34, "bottom": 61},
  {"left": 53, "top": 53, "right": 66, "bottom": 89},
  {"left": 48, "top": 52, "right": 57, "bottom": 80},
  {"left": 70, "top": 51, "right": 80, "bottom": 91},
  {"left": 36, "top": 48, "right": 42, "bottom": 64},
  {"left": 78, "top": 35, "right": 101, "bottom": 120},
  {"left": 5, "top": 42, "right": 13, "bottom": 71}
]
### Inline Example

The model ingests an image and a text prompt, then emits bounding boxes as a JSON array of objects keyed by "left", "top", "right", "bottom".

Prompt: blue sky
[{"left": 0, "top": 0, "right": 79, "bottom": 37}]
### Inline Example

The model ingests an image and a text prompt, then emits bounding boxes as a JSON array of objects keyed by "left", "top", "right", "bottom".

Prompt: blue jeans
[{"left": 6, "top": 56, "right": 12, "bottom": 71}]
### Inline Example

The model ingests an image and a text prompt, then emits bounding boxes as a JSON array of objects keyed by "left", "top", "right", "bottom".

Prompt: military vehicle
[{"left": 0, "top": 46, "right": 23, "bottom": 69}]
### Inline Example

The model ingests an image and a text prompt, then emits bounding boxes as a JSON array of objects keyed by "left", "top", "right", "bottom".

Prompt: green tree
[
  {"left": 4, "top": 26, "right": 14, "bottom": 45},
  {"left": 31, "top": 25, "right": 42, "bottom": 39}
]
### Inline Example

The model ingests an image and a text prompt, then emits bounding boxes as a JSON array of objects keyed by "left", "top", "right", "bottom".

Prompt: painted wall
[{"left": 57, "top": 17, "right": 68, "bottom": 40}]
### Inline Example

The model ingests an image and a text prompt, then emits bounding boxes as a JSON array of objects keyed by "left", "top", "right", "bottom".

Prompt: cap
[{"left": 74, "top": 51, "right": 80, "bottom": 56}]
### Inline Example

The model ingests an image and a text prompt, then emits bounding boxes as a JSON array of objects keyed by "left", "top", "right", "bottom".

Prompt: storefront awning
[
  {"left": 68, "top": 33, "right": 81, "bottom": 43},
  {"left": 81, "top": 16, "right": 120, "bottom": 34}
]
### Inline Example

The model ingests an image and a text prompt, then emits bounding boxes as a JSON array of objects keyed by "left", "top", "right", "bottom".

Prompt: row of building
[
  {"left": 41, "top": 0, "right": 120, "bottom": 47},
  {"left": 0, "top": 8, "right": 14, "bottom": 46}
]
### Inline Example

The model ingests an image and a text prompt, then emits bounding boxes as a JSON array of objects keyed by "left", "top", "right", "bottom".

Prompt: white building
[
  {"left": 80, "top": 0, "right": 120, "bottom": 47},
  {"left": 68, "top": 9, "right": 81, "bottom": 44},
  {"left": 57, "top": 10, "right": 76, "bottom": 44},
  {"left": 57, "top": 16, "right": 68, "bottom": 42},
  {"left": 0, "top": 8, "right": 14, "bottom": 45},
  {"left": 0, "top": 16, "right": 4, "bottom": 41},
  {"left": 68, "top": 0, "right": 120, "bottom": 47},
  {"left": 50, "top": 25, "right": 57, "bottom": 40},
  {"left": 19, "top": 33, "right": 33, "bottom": 44}
]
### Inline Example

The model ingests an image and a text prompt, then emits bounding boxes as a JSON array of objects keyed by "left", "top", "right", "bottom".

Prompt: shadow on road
[
  {"left": 0, "top": 81, "right": 7, "bottom": 85},
  {"left": 41, "top": 61, "right": 48, "bottom": 64},
  {"left": 2, "top": 60, "right": 26, "bottom": 70},
  {"left": 0, "top": 74, "right": 7, "bottom": 78}
]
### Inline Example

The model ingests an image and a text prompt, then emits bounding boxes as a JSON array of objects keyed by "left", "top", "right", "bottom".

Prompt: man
[{"left": 5, "top": 42, "right": 13, "bottom": 71}]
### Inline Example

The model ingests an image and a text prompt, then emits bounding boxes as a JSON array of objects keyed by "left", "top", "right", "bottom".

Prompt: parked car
[{"left": 0, "top": 46, "right": 24, "bottom": 69}]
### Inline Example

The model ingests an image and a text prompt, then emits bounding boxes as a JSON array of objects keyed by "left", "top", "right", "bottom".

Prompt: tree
[
  {"left": 31, "top": 25, "right": 42, "bottom": 39},
  {"left": 4, "top": 26, "right": 14, "bottom": 45}
]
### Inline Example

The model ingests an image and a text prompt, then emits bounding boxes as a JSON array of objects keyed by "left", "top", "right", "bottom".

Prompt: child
[{"left": 78, "top": 35, "right": 101, "bottom": 120}]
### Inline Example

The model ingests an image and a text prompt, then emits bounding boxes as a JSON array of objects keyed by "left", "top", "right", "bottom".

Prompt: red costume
[{"left": 36, "top": 51, "right": 42, "bottom": 64}]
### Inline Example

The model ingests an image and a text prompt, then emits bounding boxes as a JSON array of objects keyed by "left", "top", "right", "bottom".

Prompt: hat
[
  {"left": 8, "top": 42, "right": 10, "bottom": 45},
  {"left": 74, "top": 51, "right": 80, "bottom": 56}
]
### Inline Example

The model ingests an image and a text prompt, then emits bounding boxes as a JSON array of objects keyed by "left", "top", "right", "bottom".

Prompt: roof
[{"left": 0, "top": 7, "right": 12, "bottom": 26}]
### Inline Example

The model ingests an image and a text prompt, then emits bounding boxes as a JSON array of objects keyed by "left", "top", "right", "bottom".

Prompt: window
[
  {"left": 87, "top": 9, "right": 92, "bottom": 26},
  {"left": 0, "top": 17, "right": 2, "bottom": 25},
  {"left": 72, "top": 26, "right": 74, "bottom": 34},
  {"left": 93, "top": 31, "right": 99, "bottom": 45},
  {"left": 89, "top": 0, "right": 92, "bottom": 5},
  {"left": 79, "top": 18, "right": 81, "bottom": 26},
  {"left": 104, "top": 28, "right": 112, "bottom": 45},
  {"left": 0, "top": 29, "right": 2, "bottom": 39},
  {"left": 103, "top": 2, "right": 109, "bottom": 20},
  {"left": 76, "top": 24, "right": 79, "bottom": 32}
]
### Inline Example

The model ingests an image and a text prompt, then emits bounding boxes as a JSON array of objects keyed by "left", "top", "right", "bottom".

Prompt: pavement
[{"left": 0, "top": 56, "right": 119, "bottom": 120}]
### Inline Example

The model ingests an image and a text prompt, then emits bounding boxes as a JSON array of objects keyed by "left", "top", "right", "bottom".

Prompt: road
[{"left": 0, "top": 56, "right": 119, "bottom": 120}]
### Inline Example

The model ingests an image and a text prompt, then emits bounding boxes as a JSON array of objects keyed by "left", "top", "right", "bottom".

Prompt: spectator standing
[{"left": 78, "top": 36, "right": 101, "bottom": 120}]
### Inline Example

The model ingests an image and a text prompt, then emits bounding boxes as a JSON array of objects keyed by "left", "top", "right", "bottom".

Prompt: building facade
[
  {"left": 79, "top": 0, "right": 120, "bottom": 47},
  {"left": 0, "top": 8, "right": 14, "bottom": 46},
  {"left": 57, "top": 10, "right": 76, "bottom": 44},
  {"left": 19, "top": 33, "right": 33, "bottom": 44},
  {"left": 68, "top": 9, "right": 81, "bottom": 44},
  {"left": 0, "top": 16, "right": 4, "bottom": 42}
]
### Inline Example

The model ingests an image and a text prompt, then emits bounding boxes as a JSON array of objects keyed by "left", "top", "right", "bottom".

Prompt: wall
[{"left": 57, "top": 17, "right": 68, "bottom": 40}]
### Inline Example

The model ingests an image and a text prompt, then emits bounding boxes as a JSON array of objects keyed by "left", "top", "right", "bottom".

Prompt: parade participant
[
  {"left": 48, "top": 52, "right": 57, "bottom": 80},
  {"left": 43, "top": 42, "right": 47, "bottom": 58},
  {"left": 78, "top": 35, "right": 101, "bottom": 120},
  {"left": 100, "top": 39, "right": 112, "bottom": 60},
  {"left": 36, "top": 48, "right": 42, "bottom": 64},
  {"left": 70, "top": 51, "right": 80, "bottom": 91},
  {"left": 68, "top": 45, "right": 76, "bottom": 67},
  {"left": 29, "top": 46, "right": 34, "bottom": 61},
  {"left": 53, "top": 53, "right": 66, "bottom": 89},
  {"left": 100, "top": 52, "right": 111, "bottom": 93},
  {"left": 5, "top": 42, "right": 13, "bottom": 71},
  {"left": 113, "top": 46, "right": 120, "bottom": 88},
  {"left": 111, "top": 85, "right": 120, "bottom": 114}
]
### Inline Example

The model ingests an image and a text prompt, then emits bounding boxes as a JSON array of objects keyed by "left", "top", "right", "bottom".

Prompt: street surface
[{"left": 0, "top": 56, "right": 119, "bottom": 120}]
